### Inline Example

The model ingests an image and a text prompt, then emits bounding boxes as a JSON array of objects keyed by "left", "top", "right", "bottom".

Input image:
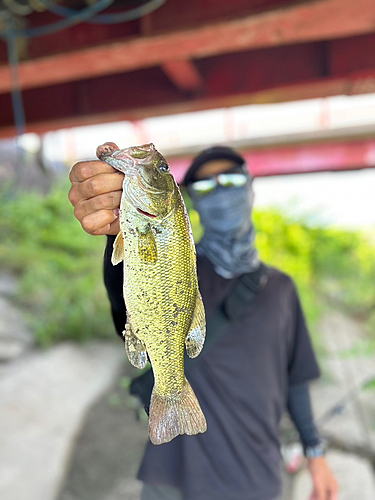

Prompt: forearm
[
  {"left": 287, "top": 381, "right": 321, "bottom": 450},
  {"left": 104, "top": 235, "right": 126, "bottom": 340}
]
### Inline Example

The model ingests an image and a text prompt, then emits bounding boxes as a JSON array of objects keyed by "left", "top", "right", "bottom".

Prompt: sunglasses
[{"left": 189, "top": 167, "right": 249, "bottom": 197}]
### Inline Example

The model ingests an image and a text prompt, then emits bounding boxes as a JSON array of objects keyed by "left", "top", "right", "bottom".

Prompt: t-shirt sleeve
[{"left": 287, "top": 283, "right": 321, "bottom": 386}]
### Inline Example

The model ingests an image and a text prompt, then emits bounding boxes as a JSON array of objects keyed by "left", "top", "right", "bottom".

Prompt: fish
[{"left": 96, "top": 142, "right": 207, "bottom": 445}]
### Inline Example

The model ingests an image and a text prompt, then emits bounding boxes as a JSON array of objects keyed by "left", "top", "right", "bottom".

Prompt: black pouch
[{"left": 129, "top": 368, "right": 154, "bottom": 416}]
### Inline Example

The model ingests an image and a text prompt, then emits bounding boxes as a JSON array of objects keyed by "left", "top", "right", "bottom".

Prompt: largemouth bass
[{"left": 96, "top": 142, "right": 207, "bottom": 445}]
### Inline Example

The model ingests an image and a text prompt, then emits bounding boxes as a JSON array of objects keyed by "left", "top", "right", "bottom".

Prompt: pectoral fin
[
  {"left": 185, "top": 292, "right": 206, "bottom": 358},
  {"left": 123, "top": 323, "right": 147, "bottom": 369},
  {"left": 112, "top": 231, "right": 125, "bottom": 266},
  {"left": 138, "top": 225, "right": 157, "bottom": 264}
]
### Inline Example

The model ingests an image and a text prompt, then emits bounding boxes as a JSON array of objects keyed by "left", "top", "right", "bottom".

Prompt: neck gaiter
[{"left": 188, "top": 179, "right": 259, "bottom": 278}]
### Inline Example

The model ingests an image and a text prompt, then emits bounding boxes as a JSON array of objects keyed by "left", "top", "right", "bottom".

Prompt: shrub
[
  {"left": 0, "top": 181, "right": 114, "bottom": 346},
  {"left": 1, "top": 182, "right": 374, "bottom": 351}
]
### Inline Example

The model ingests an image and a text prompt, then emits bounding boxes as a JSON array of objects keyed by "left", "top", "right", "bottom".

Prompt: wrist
[{"left": 304, "top": 439, "right": 326, "bottom": 459}]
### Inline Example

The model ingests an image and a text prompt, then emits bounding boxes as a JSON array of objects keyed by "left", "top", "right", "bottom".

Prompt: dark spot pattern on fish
[{"left": 102, "top": 143, "right": 207, "bottom": 444}]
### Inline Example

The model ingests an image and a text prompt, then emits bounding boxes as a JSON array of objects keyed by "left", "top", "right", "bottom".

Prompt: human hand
[
  {"left": 68, "top": 159, "right": 124, "bottom": 236},
  {"left": 307, "top": 457, "right": 339, "bottom": 500}
]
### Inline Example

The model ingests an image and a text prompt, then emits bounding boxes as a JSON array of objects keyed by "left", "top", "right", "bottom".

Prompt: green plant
[
  {"left": 1, "top": 183, "right": 374, "bottom": 353},
  {"left": 0, "top": 181, "right": 115, "bottom": 346}
]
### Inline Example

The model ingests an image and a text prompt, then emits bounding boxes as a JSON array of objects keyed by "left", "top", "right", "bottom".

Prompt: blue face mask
[{"left": 188, "top": 176, "right": 259, "bottom": 278}]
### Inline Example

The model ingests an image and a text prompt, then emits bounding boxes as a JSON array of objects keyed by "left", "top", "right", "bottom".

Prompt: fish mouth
[{"left": 136, "top": 207, "right": 157, "bottom": 218}]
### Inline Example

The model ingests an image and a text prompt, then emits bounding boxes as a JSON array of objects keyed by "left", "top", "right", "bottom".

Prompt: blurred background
[{"left": 1, "top": 1, "right": 375, "bottom": 499}]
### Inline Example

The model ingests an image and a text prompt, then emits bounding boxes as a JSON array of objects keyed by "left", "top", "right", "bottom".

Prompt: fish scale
[
  {"left": 123, "top": 201, "right": 195, "bottom": 395},
  {"left": 96, "top": 141, "right": 207, "bottom": 445}
]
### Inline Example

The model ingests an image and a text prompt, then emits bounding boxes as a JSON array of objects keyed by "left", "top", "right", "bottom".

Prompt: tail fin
[{"left": 149, "top": 378, "right": 207, "bottom": 445}]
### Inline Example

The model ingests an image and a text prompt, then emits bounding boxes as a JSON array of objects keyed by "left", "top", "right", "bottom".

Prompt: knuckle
[
  {"left": 68, "top": 163, "right": 77, "bottom": 182},
  {"left": 81, "top": 215, "right": 96, "bottom": 234},
  {"left": 69, "top": 161, "right": 82, "bottom": 181},
  {"left": 73, "top": 204, "right": 83, "bottom": 221},
  {"left": 68, "top": 187, "right": 77, "bottom": 206},
  {"left": 88, "top": 176, "right": 102, "bottom": 196},
  {"left": 79, "top": 163, "right": 93, "bottom": 180}
]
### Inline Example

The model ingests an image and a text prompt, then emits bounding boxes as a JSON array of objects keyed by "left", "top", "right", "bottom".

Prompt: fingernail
[{"left": 113, "top": 208, "right": 120, "bottom": 218}]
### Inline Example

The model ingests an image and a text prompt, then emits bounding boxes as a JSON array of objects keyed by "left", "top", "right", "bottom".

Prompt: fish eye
[{"left": 159, "top": 163, "right": 170, "bottom": 173}]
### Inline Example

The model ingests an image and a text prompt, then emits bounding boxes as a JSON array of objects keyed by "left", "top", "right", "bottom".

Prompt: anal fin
[
  {"left": 123, "top": 323, "right": 147, "bottom": 369},
  {"left": 185, "top": 292, "right": 206, "bottom": 358}
]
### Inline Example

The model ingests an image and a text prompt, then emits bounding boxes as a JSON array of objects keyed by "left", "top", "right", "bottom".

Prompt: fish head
[{"left": 99, "top": 143, "right": 176, "bottom": 219}]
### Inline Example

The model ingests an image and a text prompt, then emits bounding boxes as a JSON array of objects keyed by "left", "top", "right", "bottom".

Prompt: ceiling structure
[{"left": 1, "top": 0, "right": 375, "bottom": 176}]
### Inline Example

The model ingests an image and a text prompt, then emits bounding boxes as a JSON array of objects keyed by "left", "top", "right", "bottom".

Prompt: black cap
[{"left": 182, "top": 145, "right": 246, "bottom": 186}]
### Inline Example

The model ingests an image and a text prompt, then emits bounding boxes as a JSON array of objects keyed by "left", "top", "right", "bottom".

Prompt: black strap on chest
[{"left": 129, "top": 263, "right": 269, "bottom": 414}]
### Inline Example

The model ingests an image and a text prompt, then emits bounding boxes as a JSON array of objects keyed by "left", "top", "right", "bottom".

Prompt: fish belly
[{"left": 123, "top": 208, "right": 194, "bottom": 381}]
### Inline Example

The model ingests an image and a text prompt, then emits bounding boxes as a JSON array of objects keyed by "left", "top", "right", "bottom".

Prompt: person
[{"left": 69, "top": 145, "right": 339, "bottom": 500}]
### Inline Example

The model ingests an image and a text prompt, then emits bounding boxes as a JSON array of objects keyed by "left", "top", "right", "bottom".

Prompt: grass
[{"left": 0, "top": 180, "right": 115, "bottom": 346}]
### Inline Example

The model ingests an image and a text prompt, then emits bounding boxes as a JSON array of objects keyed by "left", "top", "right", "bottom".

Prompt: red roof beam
[
  {"left": 1, "top": 70, "right": 375, "bottom": 138},
  {"left": 161, "top": 60, "right": 203, "bottom": 92},
  {"left": 0, "top": 0, "right": 374, "bottom": 93}
]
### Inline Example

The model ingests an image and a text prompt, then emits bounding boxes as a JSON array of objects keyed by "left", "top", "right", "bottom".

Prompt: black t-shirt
[{"left": 136, "top": 252, "right": 320, "bottom": 500}]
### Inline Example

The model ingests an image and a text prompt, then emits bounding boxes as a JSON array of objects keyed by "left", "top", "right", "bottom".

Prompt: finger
[
  {"left": 96, "top": 142, "right": 120, "bottom": 160},
  {"left": 92, "top": 218, "right": 120, "bottom": 236},
  {"left": 315, "top": 486, "right": 325, "bottom": 500},
  {"left": 329, "top": 482, "right": 339, "bottom": 500},
  {"left": 69, "top": 173, "right": 124, "bottom": 205},
  {"left": 310, "top": 486, "right": 324, "bottom": 500},
  {"left": 92, "top": 224, "right": 112, "bottom": 236},
  {"left": 329, "top": 490, "right": 338, "bottom": 500},
  {"left": 108, "top": 218, "right": 120, "bottom": 235},
  {"left": 69, "top": 160, "right": 119, "bottom": 183},
  {"left": 81, "top": 209, "right": 118, "bottom": 236},
  {"left": 74, "top": 191, "right": 122, "bottom": 221}
]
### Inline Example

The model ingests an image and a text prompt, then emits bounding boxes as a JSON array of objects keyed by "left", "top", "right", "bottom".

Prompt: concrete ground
[
  {"left": 0, "top": 273, "right": 125, "bottom": 500},
  {"left": 57, "top": 376, "right": 147, "bottom": 500}
]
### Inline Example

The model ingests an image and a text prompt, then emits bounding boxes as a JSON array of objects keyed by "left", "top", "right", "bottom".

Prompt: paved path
[
  {"left": 0, "top": 342, "right": 124, "bottom": 500},
  {"left": 312, "top": 311, "right": 375, "bottom": 450},
  {"left": 57, "top": 373, "right": 147, "bottom": 500},
  {"left": 292, "top": 450, "right": 375, "bottom": 500},
  {"left": 0, "top": 271, "right": 128, "bottom": 500}
]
